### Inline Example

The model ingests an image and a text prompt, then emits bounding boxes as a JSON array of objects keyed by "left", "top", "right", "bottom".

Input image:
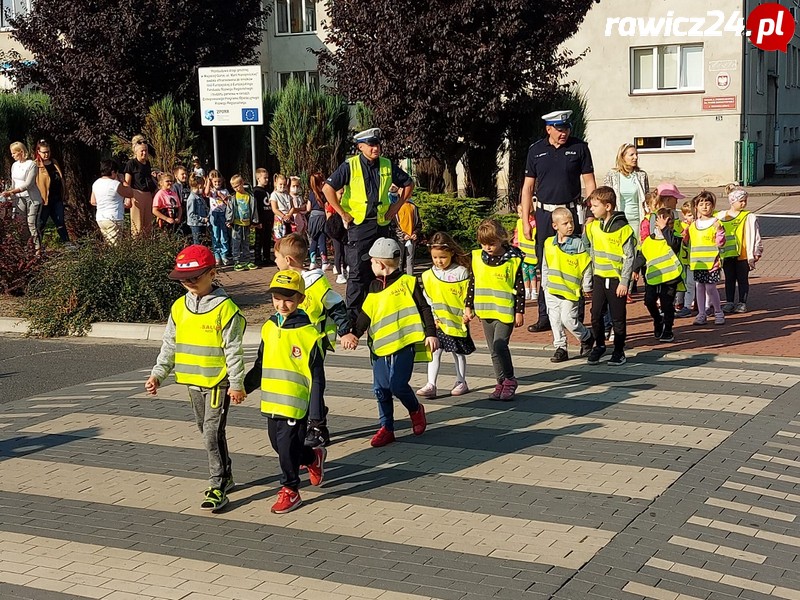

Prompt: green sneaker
[
  {"left": 223, "top": 476, "right": 235, "bottom": 493},
  {"left": 200, "top": 488, "right": 228, "bottom": 512},
  {"left": 246, "top": 262, "right": 257, "bottom": 270},
  {"left": 233, "top": 263, "right": 246, "bottom": 272}
]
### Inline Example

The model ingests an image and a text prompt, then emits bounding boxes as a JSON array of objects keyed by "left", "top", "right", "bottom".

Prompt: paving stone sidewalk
[{"left": 1, "top": 346, "right": 799, "bottom": 599}]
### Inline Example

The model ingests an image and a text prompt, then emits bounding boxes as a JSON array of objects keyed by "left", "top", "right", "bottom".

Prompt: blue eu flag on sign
[{"left": 242, "top": 108, "right": 259, "bottom": 122}]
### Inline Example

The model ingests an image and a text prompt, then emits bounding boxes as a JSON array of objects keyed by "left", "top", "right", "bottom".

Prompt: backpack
[{"left": 325, "top": 212, "right": 348, "bottom": 243}]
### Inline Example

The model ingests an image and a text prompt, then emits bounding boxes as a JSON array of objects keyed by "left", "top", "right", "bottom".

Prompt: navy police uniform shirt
[
  {"left": 326, "top": 154, "right": 413, "bottom": 220},
  {"left": 524, "top": 137, "right": 594, "bottom": 206}
]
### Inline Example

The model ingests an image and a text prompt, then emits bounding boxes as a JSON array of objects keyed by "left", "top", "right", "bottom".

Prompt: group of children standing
[{"left": 144, "top": 181, "right": 762, "bottom": 516}]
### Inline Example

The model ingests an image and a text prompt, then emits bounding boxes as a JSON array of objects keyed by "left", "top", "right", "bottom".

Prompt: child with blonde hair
[
  {"left": 152, "top": 172, "right": 182, "bottom": 232},
  {"left": 226, "top": 174, "right": 259, "bottom": 271},
  {"left": 270, "top": 173, "right": 293, "bottom": 240},
  {"left": 465, "top": 219, "right": 525, "bottom": 400},
  {"left": 417, "top": 232, "right": 475, "bottom": 397},
  {"left": 717, "top": 186, "right": 762, "bottom": 313},
  {"left": 674, "top": 200, "right": 696, "bottom": 318},
  {"left": 206, "top": 169, "right": 230, "bottom": 266},
  {"left": 289, "top": 176, "right": 308, "bottom": 235}
]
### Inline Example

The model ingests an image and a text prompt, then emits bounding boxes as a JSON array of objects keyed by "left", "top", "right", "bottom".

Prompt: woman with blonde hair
[
  {"left": 2, "top": 141, "right": 45, "bottom": 251},
  {"left": 123, "top": 137, "right": 157, "bottom": 236}
]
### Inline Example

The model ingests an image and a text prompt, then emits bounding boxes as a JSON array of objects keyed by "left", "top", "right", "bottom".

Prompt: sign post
[{"left": 198, "top": 65, "right": 263, "bottom": 183}]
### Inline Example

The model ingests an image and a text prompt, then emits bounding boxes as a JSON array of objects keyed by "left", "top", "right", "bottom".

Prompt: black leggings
[{"left": 722, "top": 257, "right": 749, "bottom": 303}]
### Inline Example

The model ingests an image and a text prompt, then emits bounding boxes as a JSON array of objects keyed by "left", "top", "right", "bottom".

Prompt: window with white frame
[
  {"left": 277, "top": 71, "right": 319, "bottom": 90},
  {"left": 1, "top": 0, "right": 32, "bottom": 29},
  {"left": 275, "top": 0, "right": 316, "bottom": 34},
  {"left": 631, "top": 44, "right": 703, "bottom": 93},
  {"left": 634, "top": 135, "right": 695, "bottom": 152}
]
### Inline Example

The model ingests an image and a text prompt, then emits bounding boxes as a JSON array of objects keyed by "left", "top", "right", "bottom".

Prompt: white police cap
[
  {"left": 541, "top": 110, "right": 573, "bottom": 126},
  {"left": 354, "top": 127, "right": 382, "bottom": 144}
]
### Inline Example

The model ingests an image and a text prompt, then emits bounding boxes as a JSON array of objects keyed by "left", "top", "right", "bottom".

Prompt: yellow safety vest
[
  {"left": 471, "top": 249, "right": 520, "bottom": 324},
  {"left": 717, "top": 210, "right": 749, "bottom": 259},
  {"left": 585, "top": 220, "right": 635, "bottom": 280},
  {"left": 515, "top": 219, "right": 538, "bottom": 265},
  {"left": 171, "top": 296, "right": 241, "bottom": 388},
  {"left": 298, "top": 275, "right": 338, "bottom": 350},
  {"left": 641, "top": 236, "right": 683, "bottom": 285},
  {"left": 340, "top": 155, "right": 392, "bottom": 226},
  {"left": 677, "top": 221, "right": 690, "bottom": 267},
  {"left": 421, "top": 269, "right": 468, "bottom": 338},
  {"left": 259, "top": 320, "right": 323, "bottom": 419},
  {"left": 688, "top": 221, "right": 720, "bottom": 270},
  {"left": 543, "top": 236, "right": 590, "bottom": 301}
]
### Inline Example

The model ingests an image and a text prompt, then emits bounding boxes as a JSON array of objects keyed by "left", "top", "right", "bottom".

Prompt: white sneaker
[
  {"left": 322, "top": 262, "right": 331, "bottom": 271},
  {"left": 416, "top": 383, "right": 437, "bottom": 398},
  {"left": 532, "top": 290, "right": 539, "bottom": 300},
  {"left": 450, "top": 382, "right": 469, "bottom": 396},
  {"left": 332, "top": 266, "right": 339, "bottom": 274},
  {"left": 524, "top": 290, "right": 531, "bottom": 301},
  {"left": 336, "top": 274, "right": 347, "bottom": 285},
  {"left": 734, "top": 303, "right": 747, "bottom": 313}
]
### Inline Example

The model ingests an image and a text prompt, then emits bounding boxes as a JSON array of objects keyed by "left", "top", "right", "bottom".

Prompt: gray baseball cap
[{"left": 362, "top": 237, "right": 401, "bottom": 261}]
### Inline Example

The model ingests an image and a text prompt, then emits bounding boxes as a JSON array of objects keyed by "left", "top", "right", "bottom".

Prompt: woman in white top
[
  {"left": 2, "top": 141, "right": 45, "bottom": 251},
  {"left": 90, "top": 159, "right": 139, "bottom": 245}
]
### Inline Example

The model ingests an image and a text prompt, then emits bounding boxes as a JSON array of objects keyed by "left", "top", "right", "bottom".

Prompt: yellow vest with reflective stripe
[
  {"left": 471, "top": 249, "right": 520, "bottom": 324},
  {"left": 641, "top": 236, "right": 683, "bottom": 285},
  {"left": 259, "top": 319, "right": 322, "bottom": 419},
  {"left": 677, "top": 222, "right": 690, "bottom": 267},
  {"left": 515, "top": 219, "right": 538, "bottom": 265},
  {"left": 298, "top": 275, "right": 338, "bottom": 350},
  {"left": 362, "top": 275, "right": 430, "bottom": 361},
  {"left": 543, "top": 236, "right": 590, "bottom": 302},
  {"left": 171, "top": 296, "right": 241, "bottom": 388},
  {"left": 716, "top": 210, "right": 749, "bottom": 259},
  {"left": 586, "top": 220, "right": 635, "bottom": 279},
  {"left": 688, "top": 221, "right": 720, "bottom": 270},
  {"left": 340, "top": 155, "right": 391, "bottom": 226},
  {"left": 421, "top": 269, "right": 468, "bottom": 338}
]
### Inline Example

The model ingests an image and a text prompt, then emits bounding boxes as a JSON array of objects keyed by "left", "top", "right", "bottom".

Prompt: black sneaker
[
  {"left": 527, "top": 320, "right": 550, "bottom": 333},
  {"left": 659, "top": 330, "right": 675, "bottom": 343},
  {"left": 200, "top": 488, "right": 228, "bottom": 512},
  {"left": 550, "top": 348, "right": 569, "bottom": 363},
  {"left": 654, "top": 321, "right": 664, "bottom": 339},
  {"left": 608, "top": 351, "right": 627, "bottom": 366},
  {"left": 579, "top": 333, "right": 594, "bottom": 357},
  {"left": 587, "top": 346, "right": 606, "bottom": 365},
  {"left": 304, "top": 426, "right": 326, "bottom": 448}
]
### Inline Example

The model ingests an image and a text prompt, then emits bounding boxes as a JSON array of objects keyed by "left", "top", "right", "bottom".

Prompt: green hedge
[
  {"left": 412, "top": 192, "right": 516, "bottom": 250},
  {"left": 23, "top": 234, "right": 186, "bottom": 337}
]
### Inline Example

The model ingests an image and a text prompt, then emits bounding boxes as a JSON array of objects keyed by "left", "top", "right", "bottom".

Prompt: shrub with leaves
[
  {"left": 413, "top": 193, "right": 496, "bottom": 251},
  {"left": 22, "top": 234, "right": 186, "bottom": 337},
  {"left": 0, "top": 204, "right": 45, "bottom": 295}
]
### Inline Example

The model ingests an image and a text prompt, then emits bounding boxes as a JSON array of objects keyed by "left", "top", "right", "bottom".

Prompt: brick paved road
[{"left": 1, "top": 346, "right": 799, "bottom": 599}]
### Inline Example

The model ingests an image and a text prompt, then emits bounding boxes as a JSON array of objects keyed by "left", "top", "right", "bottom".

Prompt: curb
[{"left": 4, "top": 317, "right": 800, "bottom": 366}]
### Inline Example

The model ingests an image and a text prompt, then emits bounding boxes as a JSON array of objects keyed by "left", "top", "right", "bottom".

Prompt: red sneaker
[
  {"left": 271, "top": 487, "right": 302, "bottom": 514},
  {"left": 370, "top": 426, "right": 396, "bottom": 447},
  {"left": 307, "top": 447, "right": 326, "bottom": 486},
  {"left": 410, "top": 404, "right": 427, "bottom": 436}
]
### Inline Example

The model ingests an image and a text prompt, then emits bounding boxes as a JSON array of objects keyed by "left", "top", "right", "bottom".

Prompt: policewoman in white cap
[
  {"left": 520, "top": 110, "right": 596, "bottom": 332},
  {"left": 323, "top": 128, "right": 415, "bottom": 322}
]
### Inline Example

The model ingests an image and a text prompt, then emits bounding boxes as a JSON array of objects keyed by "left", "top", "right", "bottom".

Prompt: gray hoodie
[{"left": 150, "top": 286, "right": 246, "bottom": 390}]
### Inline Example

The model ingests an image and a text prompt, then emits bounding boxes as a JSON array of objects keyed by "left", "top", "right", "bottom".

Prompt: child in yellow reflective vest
[
  {"left": 464, "top": 219, "right": 525, "bottom": 400},
  {"left": 344, "top": 238, "right": 438, "bottom": 448},
  {"left": 682, "top": 191, "right": 726, "bottom": 326},
  {"left": 243, "top": 270, "right": 326, "bottom": 514},
  {"left": 274, "top": 233, "right": 357, "bottom": 448},
  {"left": 542, "top": 208, "right": 593, "bottom": 363},
  {"left": 633, "top": 208, "right": 685, "bottom": 343},
  {"left": 512, "top": 202, "right": 538, "bottom": 301},
  {"left": 584, "top": 187, "right": 637, "bottom": 366},
  {"left": 145, "top": 245, "right": 247, "bottom": 513},
  {"left": 674, "top": 201, "right": 696, "bottom": 318},
  {"left": 717, "top": 187, "right": 763, "bottom": 314},
  {"left": 417, "top": 232, "right": 475, "bottom": 398}
]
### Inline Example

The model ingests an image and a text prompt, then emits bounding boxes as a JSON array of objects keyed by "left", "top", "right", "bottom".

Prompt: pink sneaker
[
  {"left": 490, "top": 381, "right": 504, "bottom": 400},
  {"left": 450, "top": 382, "right": 469, "bottom": 396},
  {"left": 499, "top": 378, "right": 518, "bottom": 401},
  {"left": 416, "top": 383, "right": 437, "bottom": 398}
]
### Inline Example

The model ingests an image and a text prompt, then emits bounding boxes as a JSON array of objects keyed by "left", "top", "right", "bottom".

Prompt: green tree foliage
[
  {"left": 270, "top": 80, "right": 350, "bottom": 179},
  {"left": 319, "top": 0, "right": 597, "bottom": 194},
  {"left": 0, "top": 92, "right": 52, "bottom": 175}
]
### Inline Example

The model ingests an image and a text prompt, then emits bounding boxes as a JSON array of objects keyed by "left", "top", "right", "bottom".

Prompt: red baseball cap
[{"left": 169, "top": 245, "right": 216, "bottom": 280}]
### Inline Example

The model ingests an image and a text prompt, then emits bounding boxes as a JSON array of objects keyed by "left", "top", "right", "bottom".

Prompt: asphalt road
[{"left": 0, "top": 334, "right": 160, "bottom": 403}]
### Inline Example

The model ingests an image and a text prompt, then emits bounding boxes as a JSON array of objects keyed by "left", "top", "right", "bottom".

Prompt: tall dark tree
[
  {"left": 6, "top": 0, "right": 265, "bottom": 234},
  {"left": 319, "top": 0, "right": 596, "bottom": 195}
]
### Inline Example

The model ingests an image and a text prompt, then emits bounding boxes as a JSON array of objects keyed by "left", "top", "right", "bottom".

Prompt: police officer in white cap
[
  {"left": 520, "top": 110, "right": 596, "bottom": 332},
  {"left": 323, "top": 127, "right": 415, "bottom": 323}
]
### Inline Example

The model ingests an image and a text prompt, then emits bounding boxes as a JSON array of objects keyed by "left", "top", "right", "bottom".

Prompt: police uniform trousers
[
  {"left": 344, "top": 220, "right": 390, "bottom": 323},
  {"left": 535, "top": 205, "right": 584, "bottom": 325}
]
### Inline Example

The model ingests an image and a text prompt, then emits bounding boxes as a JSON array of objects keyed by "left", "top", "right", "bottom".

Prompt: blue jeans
[
  {"left": 210, "top": 212, "right": 229, "bottom": 261},
  {"left": 38, "top": 200, "right": 69, "bottom": 243},
  {"left": 190, "top": 225, "right": 206, "bottom": 246},
  {"left": 372, "top": 345, "right": 420, "bottom": 431}
]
